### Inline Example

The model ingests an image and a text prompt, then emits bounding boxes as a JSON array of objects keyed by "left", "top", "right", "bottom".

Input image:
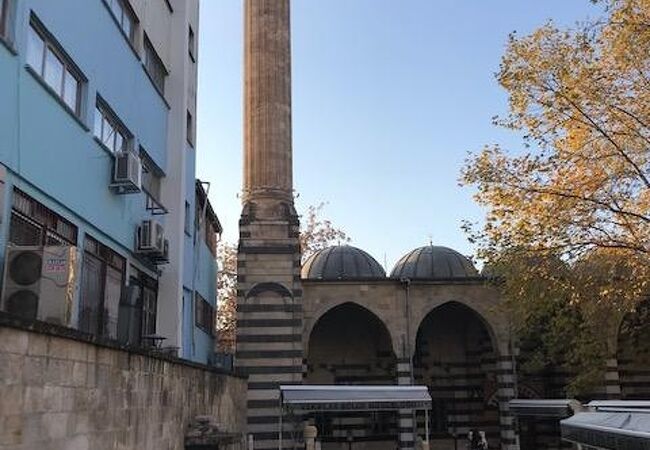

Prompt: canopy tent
[
  {"left": 561, "top": 400, "right": 650, "bottom": 450},
  {"left": 278, "top": 385, "right": 432, "bottom": 449},
  {"left": 508, "top": 399, "right": 582, "bottom": 419},
  {"left": 561, "top": 411, "right": 650, "bottom": 449}
]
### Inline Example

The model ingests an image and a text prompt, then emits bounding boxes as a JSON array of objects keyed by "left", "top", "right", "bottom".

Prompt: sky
[{"left": 196, "top": 0, "right": 600, "bottom": 271}]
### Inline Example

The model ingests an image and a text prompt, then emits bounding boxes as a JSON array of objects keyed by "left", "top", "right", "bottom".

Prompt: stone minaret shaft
[
  {"left": 243, "top": 0, "right": 292, "bottom": 204},
  {"left": 237, "top": 1, "right": 303, "bottom": 449}
]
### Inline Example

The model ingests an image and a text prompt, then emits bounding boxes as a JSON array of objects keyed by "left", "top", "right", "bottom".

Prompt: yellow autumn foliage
[{"left": 462, "top": 0, "right": 650, "bottom": 393}]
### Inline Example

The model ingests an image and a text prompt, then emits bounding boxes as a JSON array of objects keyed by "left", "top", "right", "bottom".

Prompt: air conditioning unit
[
  {"left": 1, "top": 245, "right": 77, "bottom": 326},
  {"left": 110, "top": 151, "right": 142, "bottom": 194},
  {"left": 137, "top": 220, "right": 165, "bottom": 254}
]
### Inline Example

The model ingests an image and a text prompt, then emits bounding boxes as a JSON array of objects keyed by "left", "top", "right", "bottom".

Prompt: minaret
[{"left": 236, "top": 1, "right": 303, "bottom": 448}]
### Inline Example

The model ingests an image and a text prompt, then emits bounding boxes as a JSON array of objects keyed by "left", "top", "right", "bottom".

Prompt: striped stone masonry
[
  {"left": 397, "top": 358, "right": 415, "bottom": 450},
  {"left": 236, "top": 208, "right": 304, "bottom": 450},
  {"left": 495, "top": 356, "right": 519, "bottom": 450},
  {"left": 604, "top": 356, "right": 622, "bottom": 399}
]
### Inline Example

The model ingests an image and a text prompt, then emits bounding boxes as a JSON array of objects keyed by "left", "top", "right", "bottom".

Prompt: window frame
[
  {"left": 188, "top": 25, "right": 196, "bottom": 62},
  {"left": 184, "top": 201, "right": 192, "bottom": 236},
  {"left": 117, "top": 266, "right": 158, "bottom": 346},
  {"left": 26, "top": 16, "right": 84, "bottom": 116},
  {"left": 79, "top": 235, "right": 126, "bottom": 339},
  {"left": 143, "top": 34, "right": 167, "bottom": 95},
  {"left": 139, "top": 148, "right": 164, "bottom": 204},
  {"left": 9, "top": 188, "right": 78, "bottom": 246},
  {"left": 0, "top": 0, "right": 8, "bottom": 39},
  {"left": 93, "top": 98, "right": 131, "bottom": 154},
  {"left": 186, "top": 110, "right": 194, "bottom": 146},
  {"left": 104, "top": 0, "right": 137, "bottom": 45},
  {"left": 194, "top": 292, "right": 214, "bottom": 336}
]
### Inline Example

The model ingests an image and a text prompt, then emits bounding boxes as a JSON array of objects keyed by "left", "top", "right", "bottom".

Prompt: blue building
[{"left": 0, "top": 0, "right": 219, "bottom": 363}]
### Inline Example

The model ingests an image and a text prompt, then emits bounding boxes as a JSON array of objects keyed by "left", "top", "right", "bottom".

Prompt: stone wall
[{"left": 0, "top": 314, "right": 247, "bottom": 450}]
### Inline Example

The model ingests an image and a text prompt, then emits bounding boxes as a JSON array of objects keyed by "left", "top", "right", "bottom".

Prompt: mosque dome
[
  {"left": 301, "top": 245, "right": 386, "bottom": 280},
  {"left": 390, "top": 245, "right": 479, "bottom": 280}
]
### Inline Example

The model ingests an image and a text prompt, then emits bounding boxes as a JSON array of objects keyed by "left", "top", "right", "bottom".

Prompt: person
[{"left": 467, "top": 429, "right": 488, "bottom": 450}]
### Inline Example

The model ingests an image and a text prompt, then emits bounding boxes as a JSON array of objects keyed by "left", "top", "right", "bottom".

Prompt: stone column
[
  {"left": 495, "top": 354, "right": 519, "bottom": 450},
  {"left": 243, "top": 0, "right": 293, "bottom": 205},
  {"left": 604, "top": 353, "right": 622, "bottom": 400},
  {"left": 397, "top": 357, "right": 415, "bottom": 450},
  {"left": 236, "top": 1, "right": 303, "bottom": 449}
]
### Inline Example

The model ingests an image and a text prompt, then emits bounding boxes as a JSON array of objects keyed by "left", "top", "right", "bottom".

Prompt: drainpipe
[
  {"left": 400, "top": 277, "right": 417, "bottom": 446},
  {"left": 400, "top": 277, "right": 413, "bottom": 383}
]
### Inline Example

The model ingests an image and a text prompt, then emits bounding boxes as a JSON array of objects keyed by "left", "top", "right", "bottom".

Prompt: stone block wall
[{"left": 0, "top": 315, "right": 247, "bottom": 450}]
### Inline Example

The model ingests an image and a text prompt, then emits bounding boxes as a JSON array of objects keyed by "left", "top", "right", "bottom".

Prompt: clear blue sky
[{"left": 196, "top": 0, "right": 599, "bottom": 270}]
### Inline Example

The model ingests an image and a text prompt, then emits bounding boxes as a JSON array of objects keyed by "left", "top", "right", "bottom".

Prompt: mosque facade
[{"left": 233, "top": 1, "right": 649, "bottom": 450}]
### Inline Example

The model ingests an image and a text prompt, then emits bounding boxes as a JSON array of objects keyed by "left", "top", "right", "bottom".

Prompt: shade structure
[
  {"left": 277, "top": 385, "right": 433, "bottom": 450},
  {"left": 509, "top": 399, "right": 581, "bottom": 418},
  {"left": 279, "top": 385, "right": 432, "bottom": 412},
  {"left": 561, "top": 411, "right": 650, "bottom": 449}
]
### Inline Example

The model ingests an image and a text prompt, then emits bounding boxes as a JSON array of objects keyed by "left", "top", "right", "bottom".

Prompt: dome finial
[{"left": 427, "top": 234, "right": 433, "bottom": 246}]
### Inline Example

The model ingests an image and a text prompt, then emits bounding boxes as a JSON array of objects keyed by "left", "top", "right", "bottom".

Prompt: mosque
[{"left": 233, "top": 2, "right": 650, "bottom": 450}]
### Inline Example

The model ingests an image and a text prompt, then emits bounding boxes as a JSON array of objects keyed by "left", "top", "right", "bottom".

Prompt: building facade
[{"left": 0, "top": 0, "right": 219, "bottom": 363}]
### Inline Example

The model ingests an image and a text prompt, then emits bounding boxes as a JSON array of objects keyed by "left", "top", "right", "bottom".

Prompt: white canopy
[
  {"left": 509, "top": 399, "right": 581, "bottom": 418},
  {"left": 561, "top": 411, "right": 650, "bottom": 449},
  {"left": 279, "top": 385, "right": 432, "bottom": 412}
]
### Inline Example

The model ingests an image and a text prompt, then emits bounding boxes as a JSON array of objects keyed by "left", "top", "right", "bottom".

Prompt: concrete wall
[{"left": 0, "top": 316, "right": 247, "bottom": 450}]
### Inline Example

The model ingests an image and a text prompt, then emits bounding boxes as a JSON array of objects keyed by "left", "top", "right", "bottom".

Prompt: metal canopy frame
[{"left": 278, "top": 385, "right": 432, "bottom": 450}]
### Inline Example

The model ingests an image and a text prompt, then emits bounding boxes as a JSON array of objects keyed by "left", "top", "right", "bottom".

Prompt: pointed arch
[{"left": 416, "top": 301, "right": 499, "bottom": 353}]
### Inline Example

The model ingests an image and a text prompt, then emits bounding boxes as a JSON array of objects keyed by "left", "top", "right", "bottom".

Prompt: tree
[
  {"left": 462, "top": 0, "right": 650, "bottom": 393},
  {"left": 216, "top": 203, "right": 350, "bottom": 353},
  {"left": 216, "top": 240, "right": 237, "bottom": 353},
  {"left": 299, "top": 202, "right": 351, "bottom": 261}
]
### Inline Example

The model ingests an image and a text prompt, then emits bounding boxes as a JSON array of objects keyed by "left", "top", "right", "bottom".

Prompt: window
[
  {"left": 186, "top": 110, "right": 194, "bottom": 146},
  {"left": 143, "top": 35, "right": 166, "bottom": 94},
  {"left": 105, "top": 0, "right": 136, "bottom": 43},
  {"left": 188, "top": 25, "right": 195, "bottom": 61},
  {"left": 79, "top": 236, "right": 125, "bottom": 339},
  {"left": 140, "top": 151, "right": 162, "bottom": 203},
  {"left": 94, "top": 100, "right": 129, "bottom": 153},
  {"left": 0, "top": 0, "right": 11, "bottom": 39},
  {"left": 26, "top": 18, "right": 83, "bottom": 114},
  {"left": 184, "top": 201, "right": 191, "bottom": 235},
  {"left": 0, "top": 0, "right": 5, "bottom": 31},
  {"left": 195, "top": 182, "right": 220, "bottom": 256},
  {"left": 9, "top": 188, "right": 77, "bottom": 246},
  {"left": 117, "top": 267, "right": 158, "bottom": 346},
  {"left": 194, "top": 293, "right": 214, "bottom": 335}
]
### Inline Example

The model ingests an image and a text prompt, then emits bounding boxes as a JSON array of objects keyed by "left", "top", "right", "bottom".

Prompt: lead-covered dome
[
  {"left": 390, "top": 245, "right": 478, "bottom": 280},
  {"left": 302, "top": 245, "right": 386, "bottom": 280}
]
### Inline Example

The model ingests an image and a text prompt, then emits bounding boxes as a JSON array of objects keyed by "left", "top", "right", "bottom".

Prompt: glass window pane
[
  {"left": 94, "top": 107, "right": 103, "bottom": 139},
  {"left": 115, "top": 132, "right": 124, "bottom": 153},
  {"left": 44, "top": 48, "right": 64, "bottom": 95},
  {"left": 26, "top": 26, "right": 44, "bottom": 73},
  {"left": 102, "top": 119, "right": 115, "bottom": 150},
  {"left": 111, "top": 0, "right": 123, "bottom": 24},
  {"left": 63, "top": 71, "right": 78, "bottom": 111},
  {"left": 103, "top": 266, "right": 123, "bottom": 339},
  {"left": 122, "top": 15, "right": 132, "bottom": 40}
]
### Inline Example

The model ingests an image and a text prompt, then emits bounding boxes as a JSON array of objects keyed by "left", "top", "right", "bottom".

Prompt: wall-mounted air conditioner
[
  {"left": 137, "top": 220, "right": 165, "bottom": 254},
  {"left": 136, "top": 220, "right": 170, "bottom": 265},
  {"left": 110, "top": 151, "right": 142, "bottom": 194},
  {"left": 1, "top": 245, "right": 77, "bottom": 326}
]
